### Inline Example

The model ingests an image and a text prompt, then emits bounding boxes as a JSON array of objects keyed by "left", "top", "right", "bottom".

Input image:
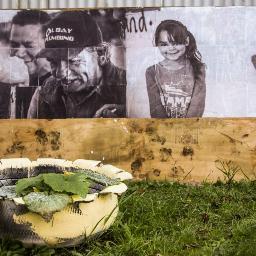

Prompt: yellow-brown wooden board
[{"left": 0, "top": 118, "right": 256, "bottom": 182}]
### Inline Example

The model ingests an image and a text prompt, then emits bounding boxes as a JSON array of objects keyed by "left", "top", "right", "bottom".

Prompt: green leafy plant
[
  {"left": 14, "top": 172, "right": 90, "bottom": 220},
  {"left": 16, "top": 173, "right": 89, "bottom": 197},
  {"left": 23, "top": 192, "right": 71, "bottom": 220}
]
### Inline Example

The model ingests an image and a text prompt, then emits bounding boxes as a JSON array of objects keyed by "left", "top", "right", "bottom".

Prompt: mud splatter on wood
[
  {"left": 35, "top": 129, "right": 61, "bottom": 151},
  {"left": 6, "top": 141, "right": 25, "bottom": 155},
  {"left": 49, "top": 131, "right": 61, "bottom": 151},
  {"left": 153, "top": 168, "right": 161, "bottom": 176},
  {"left": 151, "top": 134, "right": 166, "bottom": 145},
  {"left": 144, "top": 149, "right": 154, "bottom": 160},
  {"left": 35, "top": 129, "right": 48, "bottom": 145},
  {"left": 160, "top": 148, "right": 172, "bottom": 162},
  {"left": 182, "top": 146, "right": 194, "bottom": 157},
  {"left": 170, "top": 165, "right": 185, "bottom": 178},
  {"left": 0, "top": 118, "right": 256, "bottom": 182},
  {"left": 131, "top": 158, "right": 145, "bottom": 172}
]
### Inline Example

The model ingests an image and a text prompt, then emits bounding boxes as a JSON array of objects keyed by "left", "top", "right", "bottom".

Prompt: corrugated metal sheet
[{"left": 1, "top": 0, "right": 256, "bottom": 9}]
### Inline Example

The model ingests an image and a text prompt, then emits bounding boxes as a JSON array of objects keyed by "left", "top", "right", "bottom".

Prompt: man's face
[
  {"left": 46, "top": 48, "right": 103, "bottom": 93},
  {"left": 10, "top": 24, "right": 48, "bottom": 77}
]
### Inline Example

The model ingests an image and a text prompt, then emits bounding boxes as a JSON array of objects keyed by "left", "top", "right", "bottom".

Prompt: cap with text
[{"left": 37, "top": 11, "right": 103, "bottom": 58}]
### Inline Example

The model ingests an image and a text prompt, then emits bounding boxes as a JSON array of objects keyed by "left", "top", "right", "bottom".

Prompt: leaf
[
  {"left": 15, "top": 173, "right": 90, "bottom": 197},
  {"left": 0, "top": 186, "right": 17, "bottom": 199},
  {"left": 42, "top": 173, "right": 89, "bottom": 197},
  {"left": 15, "top": 175, "right": 44, "bottom": 196},
  {"left": 23, "top": 192, "right": 71, "bottom": 217},
  {"left": 73, "top": 168, "right": 121, "bottom": 186}
]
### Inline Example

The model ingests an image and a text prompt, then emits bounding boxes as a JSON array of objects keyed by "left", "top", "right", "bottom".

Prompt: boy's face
[
  {"left": 46, "top": 47, "right": 103, "bottom": 93},
  {"left": 157, "top": 30, "right": 188, "bottom": 61},
  {"left": 10, "top": 24, "right": 49, "bottom": 77}
]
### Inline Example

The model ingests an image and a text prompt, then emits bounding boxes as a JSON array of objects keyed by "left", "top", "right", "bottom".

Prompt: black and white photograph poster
[
  {"left": 0, "top": 9, "right": 126, "bottom": 119},
  {"left": 0, "top": 8, "right": 256, "bottom": 118},
  {"left": 126, "top": 7, "right": 256, "bottom": 118}
]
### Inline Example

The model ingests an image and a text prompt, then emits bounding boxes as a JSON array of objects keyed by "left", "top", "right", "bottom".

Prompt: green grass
[{"left": 1, "top": 181, "right": 256, "bottom": 256}]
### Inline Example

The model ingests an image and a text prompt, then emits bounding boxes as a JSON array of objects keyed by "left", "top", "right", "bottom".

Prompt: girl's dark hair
[{"left": 154, "top": 20, "right": 204, "bottom": 78}]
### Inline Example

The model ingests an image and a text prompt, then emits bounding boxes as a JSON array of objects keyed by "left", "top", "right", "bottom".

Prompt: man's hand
[{"left": 94, "top": 104, "right": 125, "bottom": 118}]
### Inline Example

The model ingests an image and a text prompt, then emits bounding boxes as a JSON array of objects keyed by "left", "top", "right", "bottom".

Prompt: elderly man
[
  {"left": 9, "top": 10, "right": 51, "bottom": 117},
  {"left": 29, "top": 11, "right": 126, "bottom": 118}
]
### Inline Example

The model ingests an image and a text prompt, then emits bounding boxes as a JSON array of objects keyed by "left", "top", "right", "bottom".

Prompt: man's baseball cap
[{"left": 37, "top": 11, "right": 103, "bottom": 58}]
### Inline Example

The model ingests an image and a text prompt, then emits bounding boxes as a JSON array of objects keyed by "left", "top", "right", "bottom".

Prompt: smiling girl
[{"left": 145, "top": 20, "right": 206, "bottom": 118}]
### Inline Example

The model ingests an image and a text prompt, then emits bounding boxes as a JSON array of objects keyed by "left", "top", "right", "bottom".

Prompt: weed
[{"left": 215, "top": 160, "right": 241, "bottom": 185}]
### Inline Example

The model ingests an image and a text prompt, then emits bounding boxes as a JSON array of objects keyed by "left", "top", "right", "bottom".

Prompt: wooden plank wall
[{"left": 0, "top": 118, "right": 255, "bottom": 182}]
